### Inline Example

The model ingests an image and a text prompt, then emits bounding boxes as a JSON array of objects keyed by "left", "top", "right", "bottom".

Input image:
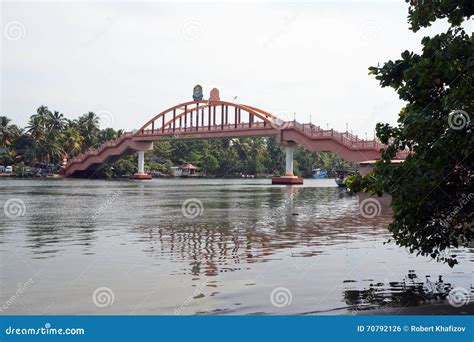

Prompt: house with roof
[{"left": 170, "top": 163, "right": 199, "bottom": 177}]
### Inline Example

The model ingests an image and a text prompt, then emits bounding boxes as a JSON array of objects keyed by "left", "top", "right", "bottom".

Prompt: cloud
[{"left": 2, "top": 1, "right": 450, "bottom": 136}]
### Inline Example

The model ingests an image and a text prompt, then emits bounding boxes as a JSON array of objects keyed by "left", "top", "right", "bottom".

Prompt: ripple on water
[{"left": 0, "top": 178, "right": 471, "bottom": 315}]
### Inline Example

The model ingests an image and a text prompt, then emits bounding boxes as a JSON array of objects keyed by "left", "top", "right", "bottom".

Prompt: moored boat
[
  {"left": 334, "top": 170, "right": 352, "bottom": 187},
  {"left": 306, "top": 168, "right": 328, "bottom": 179}
]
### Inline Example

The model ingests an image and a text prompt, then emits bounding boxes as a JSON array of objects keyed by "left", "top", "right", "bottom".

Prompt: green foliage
[
  {"left": 98, "top": 128, "right": 119, "bottom": 144},
  {"left": 0, "top": 116, "right": 21, "bottom": 148},
  {"left": 75, "top": 112, "right": 101, "bottom": 150},
  {"left": 202, "top": 154, "right": 219, "bottom": 175},
  {"left": 13, "top": 162, "right": 28, "bottom": 176},
  {"left": 112, "top": 157, "right": 135, "bottom": 177},
  {"left": 153, "top": 141, "right": 174, "bottom": 161},
  {"left": 63, "top": 127, "right": 83, "bottom": 157},
  {"left": 1, "top": 107, "right": 122, "bottom": 169},
  {"left": 144, "top": 137, "right": 352, "bottom": 178},
  {"left": 164, "top": 160, "right": 174, "bottom": 173},
  {"left": 358, "top": 1, "right": 473, "bottom": 266},
  {"left": 294, "top": 146, "right": 355, "bottom": 175},
  {"left": 406, "top": 0, "right": 473, "bottom": 32}
]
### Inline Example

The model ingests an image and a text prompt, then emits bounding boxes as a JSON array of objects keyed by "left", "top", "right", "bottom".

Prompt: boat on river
[
  {"left": 335, "top": 170, "right": 352, "bottom": 187},
  {"left": 305, "top": 168, "right": 327, "bottom": 179}
]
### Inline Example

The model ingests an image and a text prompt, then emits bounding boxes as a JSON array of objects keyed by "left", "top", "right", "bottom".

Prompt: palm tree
[
  {"left": 27, "top": 106, "right": 50, "bottom": 140},
  {"left": 26, "top": 106, "right": 68, "bottom": 164},
  {"left": 77, "top": 112, "right": 100, "bottom": 149},
  {"left": 63, "top": 127, "right": 83, "bottom": 157},
  {"left": 0, "top": 116, "right": 21, "bottom": 147},
  {"left": 47, "top": 111, "right": 67, "bottom": 131},
  {"left": 265, "top": 137, "right": 284, "bottom": 174},
  {"left": 43, "top": 128, "right": 64, "bottom": 163},
  {"left": 232, "top": 137, "right": 266, "bottom": 174},
  {"left": 211, "top": 138, "right": 240, "bottom": 176},
  {"left": 3, "top": 148, "right": 19, "bottom": 165},
  {"left": 248, "top": 137, "right": 266, "bottom": 174},
  {"left": 98, "top": 128, "right": 119, "bottom": 144}
]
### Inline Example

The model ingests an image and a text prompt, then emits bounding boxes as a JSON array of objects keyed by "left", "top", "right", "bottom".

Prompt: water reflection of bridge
[
  {"left": 20, "top": 185, "right": 393, "bottom": 272},
  {"left": 127, "top": 189, "right": 393, "bottom": 277}
]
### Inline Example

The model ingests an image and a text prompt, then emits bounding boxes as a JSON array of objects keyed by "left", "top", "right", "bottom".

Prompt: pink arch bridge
[{"left": 65, "top": 99, "right": 406, "bottom": 182}]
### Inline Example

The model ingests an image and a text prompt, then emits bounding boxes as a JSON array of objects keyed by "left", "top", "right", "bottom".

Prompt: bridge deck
[
  {"left": 65, "top": 121, "right": 406, "bottom": 176},
  {"left": 63, "top": 99, "right": 408, "bottom": 176}
]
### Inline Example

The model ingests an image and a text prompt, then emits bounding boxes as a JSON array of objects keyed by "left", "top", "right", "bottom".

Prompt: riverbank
[
  {"left": 0, "top": 173, "right": 299, "bottom": 180},
  {"left": 0, "top": 173, "right": 65, "bottom": 179}
]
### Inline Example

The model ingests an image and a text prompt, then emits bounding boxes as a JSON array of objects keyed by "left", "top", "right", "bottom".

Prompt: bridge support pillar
[
  {"left": 138, "top": 151, "right": 145, "bottom": 174},
  {"left": 130, "top": 150, "right": 152, "bottom": 180},
  {"left": 272, "top": 143, "right": 303, "bottom": 185},
  {"left": 285, "top": 146, "right": 294, "bottom": 176}
]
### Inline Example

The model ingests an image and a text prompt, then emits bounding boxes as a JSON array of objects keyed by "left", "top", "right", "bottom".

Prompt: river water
[{"left": 0, "top": 178, "right": 472, "bottom": 315}]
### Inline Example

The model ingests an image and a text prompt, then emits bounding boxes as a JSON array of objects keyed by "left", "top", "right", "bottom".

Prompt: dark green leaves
[{"left": 358, "top": 1, "right": 474, "bottom": 266}]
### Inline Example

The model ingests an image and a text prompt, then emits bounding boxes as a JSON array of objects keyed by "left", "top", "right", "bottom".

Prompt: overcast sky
[{"left": 1, "top": 0, "right": 463, "bottom": 137}]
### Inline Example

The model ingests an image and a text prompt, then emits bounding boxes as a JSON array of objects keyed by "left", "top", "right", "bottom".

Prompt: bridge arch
[{"left": 134, "top": 100, "right": 281, "bottom": 136}]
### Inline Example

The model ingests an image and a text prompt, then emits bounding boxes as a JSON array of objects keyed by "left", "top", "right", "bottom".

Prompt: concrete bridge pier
[
  {"left": 130, "top": 150, "right": 152, "bottom": 180},
  {"left": 285, "top": 146, "right": 294, "bottom": 176},
  {"left": 138, "top": 151, "right": 145, "bottom": 174},
  {"left": 272, "top": 142, "right": 303, "bottom": 185}
]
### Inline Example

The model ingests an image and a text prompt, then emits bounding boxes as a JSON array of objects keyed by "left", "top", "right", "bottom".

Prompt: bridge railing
[
  {"left": 137, "top": 121, "right": 272, "bottom": 136},
  {"left": 286, "top": 121, "right": 384, "bottom": 149},
  {"left": 66, "top": 118, "right": 405, "bottom": 170},
  {"left": 66, "top": 132, "right": 134, "bottom": 167},
  {"left": 136, "top": 120, "right": 383, "bottom": 150}
]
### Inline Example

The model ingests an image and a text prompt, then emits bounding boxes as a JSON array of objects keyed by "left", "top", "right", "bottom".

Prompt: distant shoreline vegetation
[{"left": 1, "top": 107, "right": 356, "bottom": 178}]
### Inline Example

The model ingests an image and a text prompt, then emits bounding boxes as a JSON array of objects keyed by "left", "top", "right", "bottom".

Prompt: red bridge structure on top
[{"left": 64, "top": 93, "right": 407, "bottom": 183}]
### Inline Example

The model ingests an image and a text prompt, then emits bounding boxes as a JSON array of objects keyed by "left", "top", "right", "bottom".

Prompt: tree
[
  {"left": 265, "top": 137, "right": 284, "bottom": 175},
  {"left": 188, "top": 151, "right": 202, "bottom": 165},
  {"left": 347, "top": 0, "right": 473, "bottom": 266},
  {"left": 26, "top": 106, "right": 64, "bottom": 164},
  {"left": 97, "top": 127, "right": 119, "bottom": 144},
  {"left": 0, "top": 116, "right": 21, "bottom": 148},
  {"left": 27, "top": 106, "right": 50, "bottom": 141},
  {"left": 232, "top": 137, "right": 266, "bottom": 174},
  {"left": 47, "top": 111, "right": 67, "bottom": 131},
  {"left": 11, "top": 134, "right": 35, "bottom": 164},
  {"left": 112, "top": 157, "right": 135, "bottom": 177},
  {"left": 153, "top": 141, "right": 174, "bottom": 162},
  {"left": 77, "top": 112, "right": 100, "bottom": 150},
  {"left": 2, "top": 148, "right": 19, "bottom": 165},
  {"left": 63, "top": 127, "right": 83, "bottom": 157},
  {"left": 213, "top": 138, "right": 240, "bottom": 177},
  {"left": 202, "top": 154, "right": 219, "bottom": 175},
  {"left": 248, "top": 137, "right": 266, "bottom": 175}
]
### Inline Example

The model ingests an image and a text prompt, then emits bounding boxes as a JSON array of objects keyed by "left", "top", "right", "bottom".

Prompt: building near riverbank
[{"left": 171, "top": 163, "right": 199, "bottom": 177}]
